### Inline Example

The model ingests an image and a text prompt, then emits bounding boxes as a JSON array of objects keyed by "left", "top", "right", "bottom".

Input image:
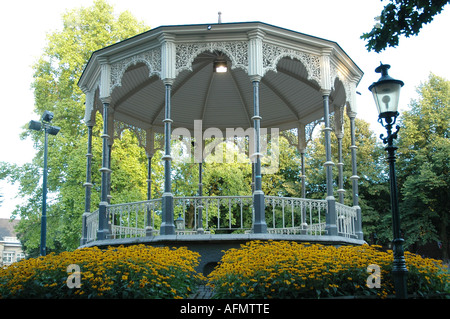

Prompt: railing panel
[
  {"left": 85, "top": 209, "right": 99, "bottom": 243},
  {"left": 335, "top": 202, "right": 358, "bottom": 238},
  {"left": 264, "top": 196, "right": 327, "bottom": 235},
  {"left": 174, "top": 196, "right": 253, "bottom": 232},
  {"left": 108, "top": 199, "right": 162, "bottom": 239}
]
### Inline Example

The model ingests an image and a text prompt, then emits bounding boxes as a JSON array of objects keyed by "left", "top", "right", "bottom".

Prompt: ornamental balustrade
[{"left": 83, "top": 195, "right": 358, "bottom": 244}]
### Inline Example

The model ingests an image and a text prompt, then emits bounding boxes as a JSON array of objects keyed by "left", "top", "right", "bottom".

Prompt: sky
[{"left": 0, "top": 0, "right": 449, "bottom": 219}]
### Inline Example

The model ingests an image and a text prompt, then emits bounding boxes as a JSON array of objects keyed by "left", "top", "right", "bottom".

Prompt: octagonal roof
[{"left": 79, "top": 22, "right": 363, "bottom": 133}]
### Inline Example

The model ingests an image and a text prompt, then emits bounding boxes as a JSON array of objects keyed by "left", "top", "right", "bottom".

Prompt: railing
[
  {"left": 264, "top": 196, "right": 327, "bottom": 235},
  {"left": 335, "top": 202, "right": 358, "bottom": 238},
  {"left": 83, "top": 195, "right": 358, "bottom": 243},
  {"left": 85, "top": 209, "right": 99, "bottom": 243},
  {"left": 174, "top": 196, "right": 253, "bottom": 231},
  {"left": 108, "top": 199, "right": 162, "bottom": 237}
]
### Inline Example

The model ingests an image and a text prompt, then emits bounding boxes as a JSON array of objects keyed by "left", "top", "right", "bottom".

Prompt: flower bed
[
  {"left": 1, "top": 241, "right": 448, "bottom": 299},
  {"left": 0, "top": 245, "right": 204, "bottom": 299},
  {"left": 207, "top": 240, "right": 449, "bottom": 299}
]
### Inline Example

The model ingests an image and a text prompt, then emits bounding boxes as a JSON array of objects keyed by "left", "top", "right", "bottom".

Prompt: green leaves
[
  {"left": 361, "top": 0, "right": 450, "bottom": 52},
  {"left": 1, "top": 0, "right": 149, "bottom": 256},
  {"left": 397, "top": 74, "right": 449, "bottom": 253}
]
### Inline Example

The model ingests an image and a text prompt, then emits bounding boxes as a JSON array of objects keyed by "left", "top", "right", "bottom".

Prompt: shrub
[
  {"left": 207, "top": 240, "right": 449, "bottom": 299},
  {"left": 0, "top": 245, "right": 204, "bottom": 299}
]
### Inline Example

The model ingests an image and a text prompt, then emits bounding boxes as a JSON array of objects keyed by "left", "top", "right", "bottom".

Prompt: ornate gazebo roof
[{"left": 79, "top": 21, "right": 363, "bottom": 133}]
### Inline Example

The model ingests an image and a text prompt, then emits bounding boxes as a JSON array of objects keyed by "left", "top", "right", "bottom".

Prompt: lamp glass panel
[
  {"left": 175, "top": 217, "right": 184, "bottom": 230},
  {"left": 370, "top": 82, "right": 402, "bottom": 115}
]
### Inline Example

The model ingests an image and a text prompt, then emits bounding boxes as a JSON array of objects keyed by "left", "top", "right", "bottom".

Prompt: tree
[
  {"left": 0, "top": 0, "right": 149, "bottom": 256},
  {"left": 396, "top": 73, "right": 449, "bottom": 261},
  {"left": 361, "top": 0, "right": 450, "bottom": 52}
]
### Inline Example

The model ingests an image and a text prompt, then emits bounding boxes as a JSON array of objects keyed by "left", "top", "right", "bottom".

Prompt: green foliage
[
  {"left": 0, "top": 0, "right": 149, "bottom": 256},
  {"left": 361, "top": 0, "right": 450, "bottom": 52},
  {"left": 397, "top": 74, "right": 450, "bottom": 259}
]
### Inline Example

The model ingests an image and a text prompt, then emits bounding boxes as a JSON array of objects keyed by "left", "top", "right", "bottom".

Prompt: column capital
[
  {"left": 163, "top": 78, "right": 175, "bottom": 86},
  {"left": 250, "top": 75, "right": 262, "bottom": 82},
  {"left": 100, "top": 96, "right": 112, "bottom": 105},
  {"left": 248, "top": 31, "right": 263, "bottom": 80},
  {"left": 347, "top": 109, "right": 357, "bottom": 119},
  {"left": 320, "top": 52, "right": 332, "bottom": 93},
  {"left": 160, "top": 33, "right": 176, "bottom": 82},
  {"left": 85, "top": 119, "right": 96, "bottom": 127},
  {"left": 99, "top": 61, "right": 111, "bottom": 101}
]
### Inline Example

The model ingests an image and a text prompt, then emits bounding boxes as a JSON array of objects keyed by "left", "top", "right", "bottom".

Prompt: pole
[
  {"left": 381, "top": 117, "right": 408, "bottom": 299},
  {"left": 160, "top": 82, "right": 175, "bottom": 235},
  {"left": 40, "top": 127, "right": 49, "bottom": 256},
  {"left": 251, "top": 79, "right": 267, "bottom": 233}
]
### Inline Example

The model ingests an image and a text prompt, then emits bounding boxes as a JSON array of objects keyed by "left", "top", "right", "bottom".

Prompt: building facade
[{"left": 0, "top": 219, "right": 25, "bottom": 266}]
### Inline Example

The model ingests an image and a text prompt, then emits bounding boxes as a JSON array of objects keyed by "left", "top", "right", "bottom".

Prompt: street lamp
[
  {"left": 369, "top": 63, "right": 408, "bottom": 299},
  {"left": 29, "top": 111, "right": 60, "bottom": 256}
]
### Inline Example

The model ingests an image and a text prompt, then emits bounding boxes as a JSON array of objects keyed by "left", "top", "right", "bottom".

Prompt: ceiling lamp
[{"left": 213, "top": 60, "right": 227, "bottom": 73}]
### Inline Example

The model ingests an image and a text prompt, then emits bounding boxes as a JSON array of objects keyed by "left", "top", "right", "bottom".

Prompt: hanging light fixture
[{"left": 213, "top": 59, "right": 227, "bottom": 73}]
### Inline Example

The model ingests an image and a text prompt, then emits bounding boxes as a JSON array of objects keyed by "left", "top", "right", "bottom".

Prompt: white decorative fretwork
[
  {"left": 262, "top": 43, "right": 322, "bottom": 85},
  {"left": 110, "top": 48, "right": 162, "bottom": 92},
  {"left": 330, "top": 63, "right": 354, "bottom": 106},
  {"left": 175, "top": 42, "right": 249, "bottom": 76}
]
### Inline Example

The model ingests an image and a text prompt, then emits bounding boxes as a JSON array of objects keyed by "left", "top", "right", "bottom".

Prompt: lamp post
[
  {"left": 369, "top": 63, "right": 408, "bottom": 299},
  {"left": 29, "top": 111, "right": 60, "bottom": 256}
]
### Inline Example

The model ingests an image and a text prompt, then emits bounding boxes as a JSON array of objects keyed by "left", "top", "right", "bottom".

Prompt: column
[
  {"left": 97, "top": 99, "right": 112, "bottom": 240},
  {"left": 320, "top": 50, "right": 337, "bottom": 236},
  {"left": 251, "top": 78, "right": 267, "bottom": 233},
  {"left": 80, "top": 122, "right": 94, "bottom": 245},
  {"left": 297, "top": 123, "right": 308, "bottom": 231},
  {"left": 248, "top": 29, "right": 267, "bottom": 233},
  {"left": 337, "top": 137, "right": 344, "bottom": 204},
  {"left": 145, "top": 129, "right": 155, "bottom": 236},
  {"left": 159, "top": 81, "right": 175, "bottom": 235},
  {"left": 334, "top": 105, "right": 345, "bottom": 204},
  {"left": 97, "top": 59, "right": 112, "bottom": 241},
  {"left": 158, "top": 33, "right": 176, "bottom": 235},
  {"left": 106, "top": 108, "right": 115, "bottom": 205},
  {"left": 197, "top": 161, "right": 204, "bottom": 234},
  {"left": 322, "top": 91, "right": 337, "bottom": 236},
  {"left": 348, "top": 110, "right": 363, "bottom": 240}
]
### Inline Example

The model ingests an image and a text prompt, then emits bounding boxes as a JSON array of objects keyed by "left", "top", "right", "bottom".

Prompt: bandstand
[{"left": 78, "top": 21, "right": 365, "bottom": 273}]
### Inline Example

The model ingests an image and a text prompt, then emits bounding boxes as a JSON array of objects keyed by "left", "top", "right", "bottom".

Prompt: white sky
[{"left": 0, "top": 0, "right": 449, "bottom": 219}]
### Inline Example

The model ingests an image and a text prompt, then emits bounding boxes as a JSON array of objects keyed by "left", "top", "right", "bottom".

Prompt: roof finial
[{"left": 218, "top": 11, "right": 222, "bottom": 24}]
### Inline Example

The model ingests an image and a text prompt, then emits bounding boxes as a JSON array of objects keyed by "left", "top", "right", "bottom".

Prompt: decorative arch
[
  {"left": 261, "top": 42, "right": 321, "bottom": 86},
  {"left": 330, "top": 64, "right": 355, "bottom": 109},
  {"left": 109, "top": 48, "right": 162, "bottom": 93},
  {"left": 175, "top": 41, "right": 249, "bottom": 76}
]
